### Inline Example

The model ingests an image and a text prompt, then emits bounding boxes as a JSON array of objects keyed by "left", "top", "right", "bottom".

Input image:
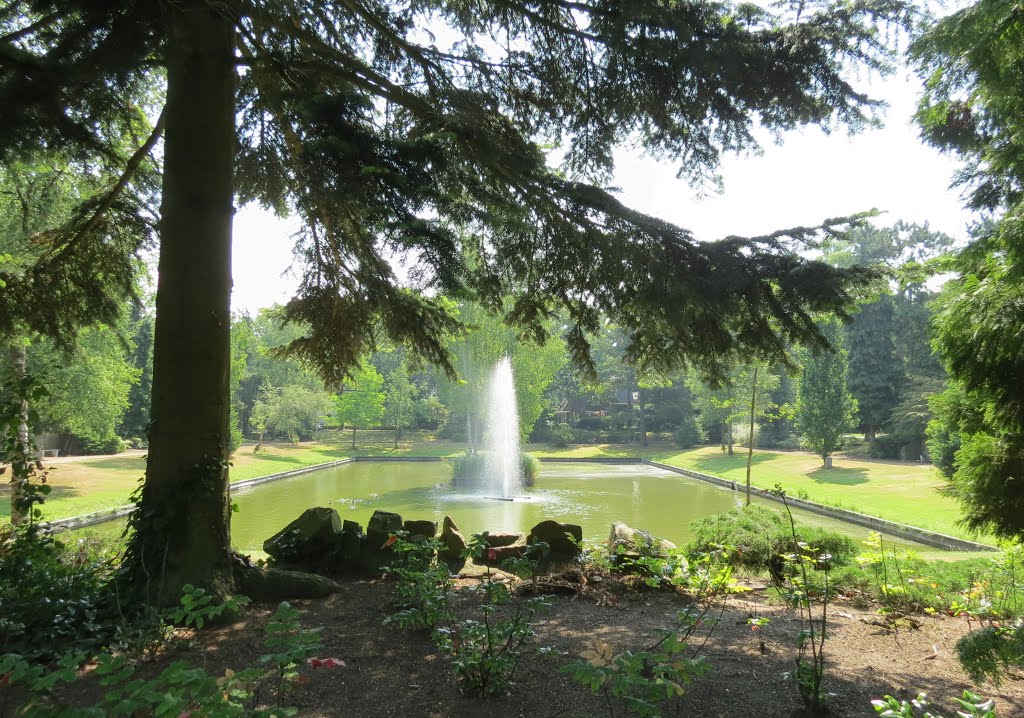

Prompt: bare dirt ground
[{"left": 142, "top": 576, "right": 1024, "bottom": 718}]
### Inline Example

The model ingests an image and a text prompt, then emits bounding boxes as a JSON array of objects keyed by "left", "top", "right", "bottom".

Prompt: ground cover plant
[
  {"left": 688, "top": 504, "right": 858, "bottom": 575},
  {"left": 384, "top": 531, "right": 553, "bottom": 696},
  {"left": 0, "top": 600, "right": 333, "bottom": 717}
]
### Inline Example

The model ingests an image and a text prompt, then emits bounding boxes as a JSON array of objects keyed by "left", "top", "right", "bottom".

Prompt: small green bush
[
  {"left": 687, "top": 505, "right": 857, "bottom": 572},
  {"left": 869, "top": 434, "right": 904, "bottom": 460},
  {"left": 448, "top": 450, "right": 539, "bottom": 487},
  {"left": 673, "top": 415, "right": 706, "bottom": 449},
  {"left": 956, "top": 623, "right": 1024, "bottom": 685},
  {"left": 0, "top": 525, "right": 121, "bottom": 661},
  {"left": 81, "top": 435, "right": 126, "bottom": 455}
]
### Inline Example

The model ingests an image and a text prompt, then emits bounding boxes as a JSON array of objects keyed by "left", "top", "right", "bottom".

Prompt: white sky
[{"left": 229, "top": 67, "right": 974, "bottom": 315}]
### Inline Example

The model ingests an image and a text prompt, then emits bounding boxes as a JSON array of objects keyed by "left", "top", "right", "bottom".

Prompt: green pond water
[{"left": 219, "top": 460, "right": 944, "bottom": 557}]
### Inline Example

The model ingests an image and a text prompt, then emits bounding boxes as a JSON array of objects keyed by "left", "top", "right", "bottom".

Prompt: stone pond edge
[{"left": 43, "top": 455, "right": 998, "bottom": 552}]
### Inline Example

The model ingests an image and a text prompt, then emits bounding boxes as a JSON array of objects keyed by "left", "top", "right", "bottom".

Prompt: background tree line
[{"left": 0, "top": 218, "right": 956, "bottom": 470}]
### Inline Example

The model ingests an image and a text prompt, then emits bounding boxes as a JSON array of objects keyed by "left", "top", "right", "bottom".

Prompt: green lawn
[
  {"left": 648, "top": 445, "right": 986, "bottom": 542},
  {"left": 3, "top": 434, "right": 985, "bottom": 545},
  {"left": 1, "top": 431, "right": 466, "bottom": 521}
]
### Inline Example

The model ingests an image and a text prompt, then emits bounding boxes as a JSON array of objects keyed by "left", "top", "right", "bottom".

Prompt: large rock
[
  {"left": 336, "top": 520, "right": 365, "bottom": 573},
  {"left": 479, "top": 531, "right": 528, "bottom": 563},
  {"left": 263, "top": 507, "right": 342, "bottom": 563},
  {"left": 608, "top": 522, "right": 676, "bottom": 559},
  {"left": 238, "top": 567, "right": 341, "bottom": 601},
  {"left": 367, "top": 510, "right": 403, "bottom": 545},
  {"left": 439, "top": 515, "right": 468, "bottom": 566},
  {"left": 529, "top": 520, "right": 583, "bottom": 558},
  {"left": 362, "top": 510, "right": 404, "bottom": 572},
  {"left": 403, "top": 519, "right": 437, "bottom": 541}
]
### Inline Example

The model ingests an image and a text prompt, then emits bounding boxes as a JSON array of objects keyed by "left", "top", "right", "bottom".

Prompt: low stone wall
[
  {"left": 45, "top": 504, "right": 136, "bottom": 532},
  {"left": 641, "top": 459, "right": 997, "bottom": 552},
  {"left": 351, "top": 456, "right": 444, "bottom": 462},
  {"left": 232, "top": 459, "right": 354, "bottom": 491},
  {"left": 537, "top": 456, "right": 643, "bottom": 464}
]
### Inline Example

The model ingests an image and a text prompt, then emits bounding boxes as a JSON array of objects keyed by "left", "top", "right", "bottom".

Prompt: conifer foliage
[
  {"left": 913, "top": 0, "right": 1024, "bottom": 538},
  {"left": 2, "top": 0, "right": 909, "bottom": 594}
]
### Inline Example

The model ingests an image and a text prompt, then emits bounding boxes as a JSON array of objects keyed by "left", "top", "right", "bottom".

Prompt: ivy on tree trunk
[{"left": 126, "top": 0, "right": 237, "bottom": 602}]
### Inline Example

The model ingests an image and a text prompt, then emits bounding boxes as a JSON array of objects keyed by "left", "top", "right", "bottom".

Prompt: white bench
[{"left": 39, "top": 448, "right": 60, "bottom": 458}]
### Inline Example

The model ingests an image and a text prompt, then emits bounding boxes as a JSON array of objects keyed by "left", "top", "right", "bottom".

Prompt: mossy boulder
[
  {"left": 609, "top": 522, "right": 676, "bottom": 559},
  {"left": 263, "top": 507, "right": 342, "bottom": 564},
  {"left": 529, "top": 520, "right": 583, "bottom": 558},
  {"left": 238, "top": 566, "right": 341, "bottom": 601},
  {"left": 479, "top": 531, "right": 528, "bottom": 563},
  {"left": 439, "top": 515, "right": 468, "bottom": 567},
  {"left": 403, "top": 519, "right": 437, "bottom": 541}
]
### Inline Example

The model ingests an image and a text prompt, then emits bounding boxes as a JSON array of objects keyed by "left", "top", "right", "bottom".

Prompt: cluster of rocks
[{"left": 261, "top": 507, "right": 586, "bottom": 576}]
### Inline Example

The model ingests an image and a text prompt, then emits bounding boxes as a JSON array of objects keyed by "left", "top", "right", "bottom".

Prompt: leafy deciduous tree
[
  {"left": 335, "top": 364, "right": 385, "bottom": 449},
  {"left": 262, "top": 384, "right": 333, "bottom": 445},
  {"left": 796, "top": 320, "right": 857, "bottom": 467},
  {"left": 384, "top": 361, "right": 417, "bottom": 449}
]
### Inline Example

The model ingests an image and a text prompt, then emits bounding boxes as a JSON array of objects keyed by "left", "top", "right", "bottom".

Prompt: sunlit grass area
[
  {"left": 1, "top": 430, "right": 465, "bottom": 521},
  {"left": 3, "top": 433, "right": 986, "bottom": 544},
  {"left": 648, "top": 445, "right": 984, "bottom": 542}
]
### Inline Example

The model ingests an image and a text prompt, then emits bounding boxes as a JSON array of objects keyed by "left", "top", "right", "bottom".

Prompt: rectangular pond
[{"left": 225, "top": 460, "right": 950, "bottom": 557}]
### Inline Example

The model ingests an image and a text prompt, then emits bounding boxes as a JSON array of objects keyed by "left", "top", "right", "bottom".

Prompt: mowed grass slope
[
  {"left": 650, "top": 445, "right": 981, "bottom": 541},
  {"left": 534, "top": 441, "right": 986, "bottom": 542},
  {"left": 3, "top": 434, "right": 984, "bottom": 544},
  {"left": 0, "top": 431, "right": 465, "bottom": 521}
]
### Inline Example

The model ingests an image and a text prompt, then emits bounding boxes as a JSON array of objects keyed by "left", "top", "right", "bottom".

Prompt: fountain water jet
[{"left": 481, "top": 356, "right": 525, "bottom": 499}]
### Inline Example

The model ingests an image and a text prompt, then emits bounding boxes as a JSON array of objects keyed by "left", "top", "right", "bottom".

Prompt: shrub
[
  {"left": 955, "top": 623, "right": 1024, "bottom": 686},
  {"left": 673, "top": 415, "right": 706, "bottom": 449},
  {"left": 448, "top": 450, "right": 540, "bottom": 488},
  {"left": 687, "top": 505, "right": 857, "bottom": 573},
  {"left": 869, "top": 434, "right": 904, "bottom": 460},
  {"left": 81, "top": 435, "right": 126, "bottom": 455},
  {"left": 521, "top": 452, "right": 540, "bottom": 485},
  {"left": 571, "top": 428, "right": 598, "bottom": 444},
  {"left": 776, "top": 433, "right": 804, "bottom": 451},
  {"left": 549, "top": 422, "right": 574, "bottom": 447},
  {"left": 0, "top": 525, "right": 121, "bottom": 661}
]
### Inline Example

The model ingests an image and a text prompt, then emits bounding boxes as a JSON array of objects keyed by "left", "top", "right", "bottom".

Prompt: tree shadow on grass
[
  {"left": 687, "top": 451, "right": 774, "bottom": 475},
  {"left": 243, "top": 449, "right": 347, "bottom": 466},
  {"left": 78, "top": 456, "right": 147, "bottom": 471},
  {"left": 0, "top": 484, "right": 84, "bottom": 520},
  {"left": 531, "top": 442, "right": 642, "bottom": 458},
  {"left": 808, "top": 465, "right": 869, "bottom": 485}
]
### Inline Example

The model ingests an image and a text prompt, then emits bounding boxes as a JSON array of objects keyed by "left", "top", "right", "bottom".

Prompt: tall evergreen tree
[
  {"left": 912, "top": 0, "right": 1024, "bottom": 537},
  {"left": 118, "top": 303, "right": 154, "bottom": 441},
  {"left": 846, "top": 297, "right": 901, "bottom": 438},
  {"left": 3, "top": 0, "right": 908, "bottom": 595}
]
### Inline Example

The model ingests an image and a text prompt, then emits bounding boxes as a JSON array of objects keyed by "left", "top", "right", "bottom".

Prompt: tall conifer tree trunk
[
  {"left": 7, "top": 340, "right": 29, "bottom": 525},
  {"left": 133, "top": 0, "right": 236, "bottom": 600}
]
